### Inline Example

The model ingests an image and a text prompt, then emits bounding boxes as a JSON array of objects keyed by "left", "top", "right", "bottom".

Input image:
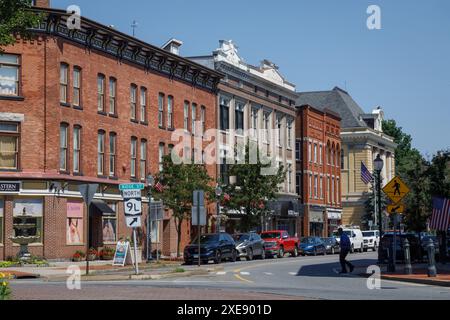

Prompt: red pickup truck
[{"left": 260, "top": 230, "right": 299, "bottom": 258}]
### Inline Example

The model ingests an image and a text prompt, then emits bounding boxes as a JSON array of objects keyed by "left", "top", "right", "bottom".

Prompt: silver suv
[{"left": 362, "top": 230, "right": 380, "bottom": 252}]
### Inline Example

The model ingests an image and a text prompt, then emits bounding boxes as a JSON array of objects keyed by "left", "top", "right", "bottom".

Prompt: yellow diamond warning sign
[{"left": 383, "top": 176, "right": 410, "bottom": 204}]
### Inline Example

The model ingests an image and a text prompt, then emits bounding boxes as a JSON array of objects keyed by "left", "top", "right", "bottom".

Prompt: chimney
[
  {"left": 161, "top": 38, "right": 183, "bottom": 55},
  {"left": 33, "top": 0, "right": 51, "bottom": 8}
]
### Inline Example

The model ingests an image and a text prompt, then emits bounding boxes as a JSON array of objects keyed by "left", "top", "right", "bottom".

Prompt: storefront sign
[
  {"left": 67, "top": 200, "right": 84, "bottom": 245},
  {"left": 309, "top": 210, "right": 324, "bottom": 223},
  {"left": 0, "top": 181, "right": 21, "bottom": 193},
  {"left": 112, "top": 240, "right": 132, "bottom": 266}
]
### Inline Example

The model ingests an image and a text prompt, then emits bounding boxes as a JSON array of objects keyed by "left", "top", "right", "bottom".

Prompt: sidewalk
[
  {"left": 380, "top": 263, "right": 450, "bottom": 287},
  {"left": 1, "top": 259, "right": 222, "bottom": 281},
  {"left": 358, "top": 263, "right": 450, "bottom": 287}
]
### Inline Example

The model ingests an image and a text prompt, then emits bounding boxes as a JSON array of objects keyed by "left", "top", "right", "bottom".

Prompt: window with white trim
[{"left": 0, "top": 54, "right": 20, "bottom": 96}]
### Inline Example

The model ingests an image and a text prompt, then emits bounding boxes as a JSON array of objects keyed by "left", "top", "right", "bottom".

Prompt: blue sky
[{"left": 53, "top": 0, "right": 450, "bottom": 156}]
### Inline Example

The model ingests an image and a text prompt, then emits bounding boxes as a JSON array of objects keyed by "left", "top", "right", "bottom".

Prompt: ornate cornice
[{"left": 29, "top": 8, "right": 223, "bottom": 93}]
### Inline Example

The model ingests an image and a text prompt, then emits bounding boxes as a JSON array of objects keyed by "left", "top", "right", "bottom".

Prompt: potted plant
[
  {"left": 100, "top": 247, "right": 115, "bottom": 260},
  {"left": 88, "top": 248, "right": 98, "bottom": 261},
  {"left": 72, "top": 250, "right": 85, "bottom": 262}
]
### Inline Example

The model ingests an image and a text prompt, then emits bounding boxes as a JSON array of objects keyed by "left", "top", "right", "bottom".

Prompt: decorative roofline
[{"left": 28, "top": 8, "right": 223, "bottom": 93}]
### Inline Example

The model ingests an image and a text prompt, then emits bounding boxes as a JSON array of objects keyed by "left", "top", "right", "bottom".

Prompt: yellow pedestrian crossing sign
[
  {"left": 387, "top": 203, "right": 405, "bottom": 215},
  {"left": 383, "top": 176, "right": 410, "bottom": 204}
]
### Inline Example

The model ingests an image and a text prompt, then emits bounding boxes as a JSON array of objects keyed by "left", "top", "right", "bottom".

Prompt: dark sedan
[
  {"left": 322, "top": 237, "right": 341, "bottom": 255},
  {"left": 184, "top": 233, "right": 237, "bottom": 265},
  {"left": 379, "top": 232, "right": 421, "bottom": 263},
  {"left": 299, "top": 237, "right": 326, "bottom": 256},
  {"left": 233, "top": 233, "right": 265, "bottom": 260}
]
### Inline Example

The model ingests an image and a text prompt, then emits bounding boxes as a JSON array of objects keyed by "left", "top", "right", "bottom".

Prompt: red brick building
[
  {"left": 0, "top": 3, "right": 221, "bottom": 260},
  {"left": 295, "top": 105, "right": 342, "bottom": 238}
]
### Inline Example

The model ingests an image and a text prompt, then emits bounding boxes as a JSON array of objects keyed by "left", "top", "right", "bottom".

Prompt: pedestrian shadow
[{"left": 294, "top": 258, "right": 377, "bottom": 278}]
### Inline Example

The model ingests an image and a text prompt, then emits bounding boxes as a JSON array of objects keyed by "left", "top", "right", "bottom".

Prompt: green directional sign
[{"left": 119, "top": 183, "right": 145, "bottom": 191}]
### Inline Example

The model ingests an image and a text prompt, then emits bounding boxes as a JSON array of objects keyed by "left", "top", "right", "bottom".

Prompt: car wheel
[
  {"left": 292, "top": 246, "right": 298, "bottom": 257},
  {"left": 214, "top": 250, "right": 221, "bottom": 264},
  {"left": 278, "top": 247, "right": 284, "bottom": 259},
  {"left": 247, "top": 248, "right": 253, "bottom": 261},
  {"left": 261, "top": 250, "right": 266, "bottom": 260},
  {"left": 231, "top": 249, "right": 237, "bottom": 262},
  {"left": 184, "top": 260, "right": 192, "bottom": 265},
  {"left": 202, "top": 260, "right": 209, "bottom": 265}
]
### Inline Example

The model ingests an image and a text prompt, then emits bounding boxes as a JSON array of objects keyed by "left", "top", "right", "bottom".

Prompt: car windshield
[
  {"left": 323, "top": 238, "right": 333, "bottom": 244},
  {"left": 261, "top": 232, "right": 281, "bottom": 239},
  {"left": 233, "top": 234, "right": 250, "bottom": 242},
  {"left": 301, "top": 238, "right": 315, "bottom": 244},
  {"left": 362, "top": 232, "right": 375, "bottom": 237},
  {"left": 193, "top": 234, "right": 219, "bottom": 244},
  {"left": 333, "top": 231, "right": 352, "bottom": 237}
]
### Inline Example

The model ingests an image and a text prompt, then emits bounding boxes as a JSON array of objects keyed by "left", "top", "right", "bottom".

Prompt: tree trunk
[{"left": 176, "top": 218, "right": 183, "bottom": 258}]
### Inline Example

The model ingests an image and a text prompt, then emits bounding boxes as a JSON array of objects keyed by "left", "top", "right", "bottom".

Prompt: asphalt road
[{"left": 9, "top": 252, "right": 450, "bottom": 300}]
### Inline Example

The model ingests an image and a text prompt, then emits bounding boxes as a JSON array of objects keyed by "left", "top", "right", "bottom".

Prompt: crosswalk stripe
[
  {"left": 264, "top": 272, "right": 273, "bottom": 275},
  {"left": 240, "top": 272, "right": 250, "bottom": 276},
  {"left": 289, "top": 272, "right": 297, "bottom": 276},
  {"left": 216, "top": 272, "right": 227, "bottom": 275}
]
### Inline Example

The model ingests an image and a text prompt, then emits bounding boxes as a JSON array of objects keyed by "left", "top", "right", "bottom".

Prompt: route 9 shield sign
[{"left": 124, "top": 198, "right": 142, "bottom": 216}]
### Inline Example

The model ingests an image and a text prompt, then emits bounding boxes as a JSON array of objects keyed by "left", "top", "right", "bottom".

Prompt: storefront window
[
  {"left": 13, "top": 198, "right": 43, "bottom": 244},
  {"left": 102, "top": 202, "right": 117, "bottom": 244},
  {"left": 67, "top": 200, "right": 83, "bottom": 245}
]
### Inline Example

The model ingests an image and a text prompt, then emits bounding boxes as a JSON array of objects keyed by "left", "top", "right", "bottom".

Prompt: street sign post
[
  {"left": 120, "top": 183, "right": 143, "bottom": 275},
  {"left": 78, "top": 184, "right": 98, "bottom": 276},
  {"left": 383, "top": 177, "right": 410, "bottom": 273},
  {"left": 383, "top": 176, "right": 410, "bottom": 204},
  {"left": 192, "top": 190, "right": 206, "bottom": 267}
]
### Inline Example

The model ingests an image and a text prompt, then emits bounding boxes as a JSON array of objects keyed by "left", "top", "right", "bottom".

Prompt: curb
[
  {"left": 43, "top": 266, "right": 224, "bottom": 282},
  {"left": 380, "top": 275, "right": 450, "bottom": 287}
]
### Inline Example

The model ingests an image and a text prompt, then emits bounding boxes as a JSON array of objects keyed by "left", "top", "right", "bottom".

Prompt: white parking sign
[{"left": 124, "top": 198, "right": 142, "bottom": 216}]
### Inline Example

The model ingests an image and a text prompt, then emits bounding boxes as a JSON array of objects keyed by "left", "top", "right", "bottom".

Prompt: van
[{"left": 332, "top": 226, "right": 365, "bottom": 253}]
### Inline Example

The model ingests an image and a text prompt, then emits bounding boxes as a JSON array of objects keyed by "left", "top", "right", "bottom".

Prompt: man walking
[{"left": 338, "top": 228, "right": 354, "bottom": 274}]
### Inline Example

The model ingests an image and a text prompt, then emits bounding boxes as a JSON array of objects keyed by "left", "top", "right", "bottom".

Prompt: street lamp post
[
  {"left": 374, "top": 155, "right": 384, "bottom": 264},
  {"left": 146, "top": 174, "right": 154, "bottom": 263},
  {"left": 215, "top": 186, "right": 222, "bottom": 233}
]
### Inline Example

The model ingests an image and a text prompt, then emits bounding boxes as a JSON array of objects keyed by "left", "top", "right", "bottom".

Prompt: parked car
[
  {"left": 233, "top": 233, "right": 265, "bottom": 260},
  {"left": 379, "top": 232, "right": 421, "bottom": 263},
  {"left": 362, "top": 230, "right": 380, "bottom": 252},
  {"left": 299, "top": 237, "right": 326, "bottom": 256},
  {"left": 322, "top": 237, "right": 340, "bottom": 255},
  {"left": 260, "top": 230, "right": 299, "bottom": 258},
  {"left": 332, "top": 226, "right": 364, "bottom": 253},
  {"left": 184, "top": 232, "right": 237, "bottom": 265}
]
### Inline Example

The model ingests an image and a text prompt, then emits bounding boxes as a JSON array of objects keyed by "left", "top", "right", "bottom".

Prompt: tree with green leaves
[
  {"left": 221, "top": 141, "right": 286, "bottom": 232},
  {"left": 153, "top": 155, "right": 213, "bottom": 258},
  {"left": 362, "top": 174, "right": 388, "bottom": 229},
  {"left": 0, "top": 0, "right": 42, "bottom": 52},
  {"left": 382, "top": 119, "right": 431, "bottom": 232}
]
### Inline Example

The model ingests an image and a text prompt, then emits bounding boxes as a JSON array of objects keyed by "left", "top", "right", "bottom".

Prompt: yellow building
[{"left": 297, "top": 87, "right": 397, "bottom": 228}]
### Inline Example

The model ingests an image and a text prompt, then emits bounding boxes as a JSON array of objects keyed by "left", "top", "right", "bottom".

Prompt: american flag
[
  {"left": 361, "top": 162, "right": 373, "bottom": 185},
  {"left": 429, "top": 197, "right": 450, "bottom": 231},
  {"left": 154, "top": 181, "right": 164, "bottom": 193}
]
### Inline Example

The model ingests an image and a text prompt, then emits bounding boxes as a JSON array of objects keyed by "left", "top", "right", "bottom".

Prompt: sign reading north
[
  {"left": 383, "top": 176, "right": 410, "bottom": 204},
  {"left": 122, "top": 189, "right": 141, "bottom": 199},
  {"left": 124, "top": 198, "right": 142, "bottom": 216}
]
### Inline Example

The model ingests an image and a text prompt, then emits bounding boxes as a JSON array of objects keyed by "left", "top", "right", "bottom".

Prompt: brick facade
[
  {"left": 295, "top": 105, "right": 342, "bottom": 238},
  {"left": 0, "top": 9, "right": 221, "bottom": 260}
]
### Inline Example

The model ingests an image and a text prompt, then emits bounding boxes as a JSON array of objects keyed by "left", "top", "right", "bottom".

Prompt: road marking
[
  {"left": 289, "top": 272, "right": 297, "bottom": 276},
  {"left": 234, "top": 274, "right": 253, "bottom": 284},
  {"left": 264, "top": 272, "right": 273, "bottom": 275},
  {"left": 216, "top": 272, "right": 227, "bottom": 275},
  {"left": 240, "top": 272, "right": 250, "bottom": 276}
]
